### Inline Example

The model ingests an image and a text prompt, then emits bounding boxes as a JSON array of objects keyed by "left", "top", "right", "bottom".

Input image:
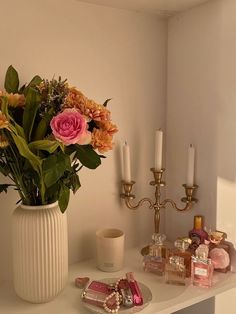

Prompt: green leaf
[
  {"left": 74, "top": 144, "right": 101, "bottom": 169},
  {"left": 0, "top": 96, "right": 10, "bottom": 116},
  {"left": 0, "top": 184, "right": 15, "bottom": 193},
  {"left": 29, "top": 140, "right": 60, "bottom": 154},
  {"left": 44, "top": 182, "right": 59, "bottom": 203},
  {"left": 28, "top": 75, "right": 42, "bottom": 88},
  {"left": 24, "top": 75, "right": 42, "bottom": 96},
  {"left": 42, "top": 152, "right": 71, "bottom": 188},
  {"left": 103, "top": 98, "right": 112, "bottom": 107},
  {"left": 70, "top": 173, "right": 81, "bottom": 194},
  {"left": 4, "top": 65, "right": 19, "bottom": 93},
  {"left": 18, "top": 84, "right": 26, "bottom": 94},
  {"left": 58, "top": 184, "right": 70, "bottom": 213},
  {"left": 0, "top": 96, "right": 25, "bottom": 139},
  {"left": 33, "top": 108, "right": 54, "bottom": 141},
  {"left": 23, "top": 87, "right": 41, "bottom": 142},
  {"left": 0, "top": 161, "right": 10, "bottom": 176},
  {"left": 11, "top": 133, "right": 42, "bottom": 173}
]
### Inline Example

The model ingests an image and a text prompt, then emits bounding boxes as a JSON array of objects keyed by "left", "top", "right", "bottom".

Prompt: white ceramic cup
[{"left": 96, "top": 228, "right": 125, "bottom": 272}]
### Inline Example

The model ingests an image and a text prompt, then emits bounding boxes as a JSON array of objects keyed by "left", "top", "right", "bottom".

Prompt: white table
[{"left": 1, "top": 247, "right": 236, "bottom": 314}]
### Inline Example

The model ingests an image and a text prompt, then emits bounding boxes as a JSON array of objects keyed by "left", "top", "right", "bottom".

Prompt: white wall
[
  {"left": 166, "top": 0, "right": 222, "bottom": 242},
  {"left": 0, "top": 0, "right": 167, "bottom": 280},
  {"left": 215, "top": 0, "right": 236, "bottom": 312},
  {"left": 167, "top": 0, "right": 236, "bottom": 313}
]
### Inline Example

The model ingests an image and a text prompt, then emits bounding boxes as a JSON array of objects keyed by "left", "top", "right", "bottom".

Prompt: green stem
[{"left": 6, "top": 145, "right": 29, "bottom": 203}]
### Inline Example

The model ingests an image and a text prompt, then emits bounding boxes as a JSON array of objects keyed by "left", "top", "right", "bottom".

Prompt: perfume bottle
[
  {"left": 126, "top": 272, "right": 143, "bottom": 306},
  {"left": 165, "top": 256, "right": 186, "bottom": 286},
  {"left": 209, "top": 230, "right": 231, "bottom": 273},
  {"left": 81, "top": 280, "right": 120, "bottom": 311},
  {"left": 191, "top": 244, "right": 214, "bottom": 288},
  {"left": 143, "top": 233, "right": 167, "bottom": 276},
  {"left": 189, "top": 215, "right": 208, "bottom": 252},
  {"left": 170, "top": 238, "right": 192, "bottom": 277},
  {"left": 117, "top": 279, "right": 133, "bottom": 308}
]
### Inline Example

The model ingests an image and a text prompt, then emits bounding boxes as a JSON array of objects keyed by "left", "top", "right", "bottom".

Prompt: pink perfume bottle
[
  {"left": 170, "top": 238, "right": 192, "bottom": 277},
  {"left": 191, "top": 244, "right": 214, "bottom": 288},
  {"left": 209, "top": 231, "right": 231, "bottom": 273},
  {"left": 81, "top": 280, "right": 120, "bottom": 311},
  {"left": 126, "top": 272, "right": 143, "bottom": 306},
  {"left": 165, "top": 256, "right": 186, "bottom": 286},
  {"left": 143, "top": 233, "right": 167, "bottom": 276},
  {"left": 189, "top": 215, "right": 208, "bottom": 252}
]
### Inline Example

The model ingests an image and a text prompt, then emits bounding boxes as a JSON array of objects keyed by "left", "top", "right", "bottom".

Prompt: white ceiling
[{"left": 78, "top": 0, "right": 211, "bottom": 17}]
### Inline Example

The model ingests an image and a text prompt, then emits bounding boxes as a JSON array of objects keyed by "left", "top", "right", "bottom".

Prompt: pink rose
[{"left": 50, "top": 109, "right": 91, "bottom": 145}]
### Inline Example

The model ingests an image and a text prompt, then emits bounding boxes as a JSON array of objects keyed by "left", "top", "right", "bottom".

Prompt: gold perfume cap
[
  {"left": 194, "top": 215, "right": 203, "bottom": 229},
  {"left": 175, "top": 239, "right": 190, "bottom": 252}
]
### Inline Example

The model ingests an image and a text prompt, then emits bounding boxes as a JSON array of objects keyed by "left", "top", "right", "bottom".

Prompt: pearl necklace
[
  {"left": 103, "top": 278, "right": 125, "bottom": 313},
  {"left": 103, "top": 291, "right": 121, "bottom": 313}
]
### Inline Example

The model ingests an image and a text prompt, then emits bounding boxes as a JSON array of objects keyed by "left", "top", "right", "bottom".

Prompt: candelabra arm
[
  {"left": 125, "top": 197, "right": 154, "bottom": 210},
  {"left": 121, "top": 180, "right": 154, "bottom": 210},
  {"left": 161, "top": 198, "right": 192, "bottom": 212},
  {"left": 160, "top": 184, "right": 198, "bottom": 212}
]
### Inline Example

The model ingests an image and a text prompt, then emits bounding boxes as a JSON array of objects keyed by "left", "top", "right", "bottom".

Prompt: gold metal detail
[{"left": 120, "top": 168, "right": 198, "bottom": 255}]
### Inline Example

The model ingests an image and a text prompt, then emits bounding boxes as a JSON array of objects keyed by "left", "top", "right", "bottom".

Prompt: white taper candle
[
  {"left": 123, "top": 141, "right": 131, "bottom": 182},
  {"left": 154, "top": 129, "right": 163, "bottom": 171},
  {"left": 186, "top": 144, "right": 195, "bottom": 187}
]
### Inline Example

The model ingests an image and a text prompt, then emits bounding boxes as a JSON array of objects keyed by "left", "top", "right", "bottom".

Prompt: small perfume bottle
[
  {"left": 81, "top": 280, "right": 120, "bottom": 311},
  {"left": 170, "top": 238, "right": 192, "bottom": 277},
  {"left": 117, "top": 279, "right": 133, "bottom": 308},
  {"left": 191, "top": 244, "right": 214, "bottom": 288},
  {"left": 126, "top": 272, "right": 143, "bottom": 306},
  {"left": 209, "top": 230, "right": 231, "bottom": 273},
  {"left": 189, "top": 215, "right": 208, "bottom": 252},
  {"left": 165, "top": 256, "right": 186, "bottom": 286},
  {"left": 143, "top": 233, "right": 167, "bottom": 276}
]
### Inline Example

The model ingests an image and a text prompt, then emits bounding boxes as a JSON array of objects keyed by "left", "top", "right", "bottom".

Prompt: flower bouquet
[{"left": 0, "top": 65, "right": 117, "bottom": 212}]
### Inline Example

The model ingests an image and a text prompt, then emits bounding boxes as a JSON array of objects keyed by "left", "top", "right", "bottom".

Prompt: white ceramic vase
[{"left": 12, "top": 201, "right": 68, "bottom": 303}]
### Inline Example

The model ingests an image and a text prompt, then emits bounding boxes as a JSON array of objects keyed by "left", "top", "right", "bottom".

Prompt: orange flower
[
  {"left": 63, "top": 88, "right": 111, "bottom": 122},
  {"left": 0, "top": 111, "right": 9, "bottom": 130},
  {"left": 86, "top": 99, "right": 110, "bottom": 121},
  {"left": 96, "top": 121, "right": 118, "bottom": 135},
  {"left": 0, "top": 134, "right": 9, "bottom": 148},
  {"left": 91, "top": 129, "right": 113, "bottom": 153},
  {"left": 63, "top": 88, "right": 89, "bottom": 115},
  {"left": 7, "top": 93, "right": 25, "bottom": 107}
]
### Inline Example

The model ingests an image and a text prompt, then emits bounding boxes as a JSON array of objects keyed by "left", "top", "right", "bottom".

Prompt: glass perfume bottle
[
  {"left": 209, "top": 231, "right": 231, "bottom": 273},
  {"left": 126, "top": 272, "right": 143, "bottom": 306},
  {"left": 165, "top": 256, "right": 186, "bottom": 286},
  {"left": 189, "top": 215, "right": 208, "bottom": 252},
  {"left": 81, "top": 280, "right": 120, "bottom": 311},
  {"left": 191, "top": 244, "right": 214, "bottom": 288},
  {"left": 143, "top": 233, "right": 167, "bottom": 276},
  {"left": 170, "top": 238, "right": 192, "bottom": 277}
]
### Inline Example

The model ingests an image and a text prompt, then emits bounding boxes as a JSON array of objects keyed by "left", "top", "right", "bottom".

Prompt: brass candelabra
[{"left": 120, "top": 168, "right": 198, "bottom": 255}]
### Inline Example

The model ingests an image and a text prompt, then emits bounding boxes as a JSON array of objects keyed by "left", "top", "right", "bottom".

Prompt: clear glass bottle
[
  {"left": 165, "top": 256, "right": 186, "bottom": 286},
  {"left": 191, "top": 244, "right": 214, "bottom": 288},
  {"left": 170, "top": 238, "right": 192, "bottom": 277},
  {"left": 143, "top": 233, "right": 167, "bottom": 276},
  {"left": 209, "top": 231, "right": 231, "bottom": 273},
  {"left": 189, "top": 215, "right": 208, "bottom": 252}
]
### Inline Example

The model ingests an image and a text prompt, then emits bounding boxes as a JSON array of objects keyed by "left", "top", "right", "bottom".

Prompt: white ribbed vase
[{"left": 12, "top": 202, "right": 68, "bottom": 303}]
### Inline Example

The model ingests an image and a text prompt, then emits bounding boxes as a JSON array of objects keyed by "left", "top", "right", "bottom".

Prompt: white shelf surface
[{"left": 1, "top": 247, "right": 236, "bottom": 314}]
